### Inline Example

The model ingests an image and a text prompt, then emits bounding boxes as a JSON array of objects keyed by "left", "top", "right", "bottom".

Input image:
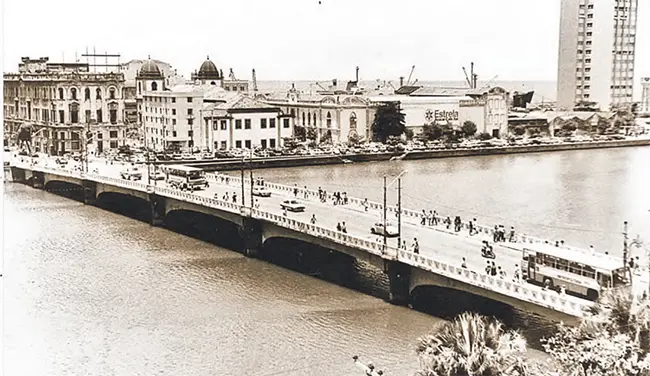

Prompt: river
[{"left": 3, "top": 147, "right": 650, "bottom": 376}]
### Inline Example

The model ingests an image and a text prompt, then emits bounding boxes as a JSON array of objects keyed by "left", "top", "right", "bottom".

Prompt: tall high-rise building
[
  {"left": 556, "top": 0, "right": 639, "bottom": 111},
  {"left": 641, "top": 77, "right": 650, "bottom": 114}
]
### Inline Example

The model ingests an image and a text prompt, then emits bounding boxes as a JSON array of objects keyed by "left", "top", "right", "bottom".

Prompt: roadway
[{"left": 16, "top": 154, "right": 647, "bottom": 300}]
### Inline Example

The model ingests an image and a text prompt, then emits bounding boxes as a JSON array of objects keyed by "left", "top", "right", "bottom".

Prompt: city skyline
[{"left": 2, "top": 0, "right": 649, "bottom": 99}]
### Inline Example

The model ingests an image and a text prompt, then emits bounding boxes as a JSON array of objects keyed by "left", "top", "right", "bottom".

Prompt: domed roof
[
  {"left": 196, "top": 56, "right": 221, "bottom": 80},
  {"left": 137, "top": 57, "right": 163, "bottom": 79}
]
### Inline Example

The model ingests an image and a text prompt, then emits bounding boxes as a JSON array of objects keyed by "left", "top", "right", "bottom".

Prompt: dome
[
  {"left": 196, "top": 56, "right": 221, "bottom": 80},
  {"left": 137, "top": 57, "right": 163, "bottom": 79}
]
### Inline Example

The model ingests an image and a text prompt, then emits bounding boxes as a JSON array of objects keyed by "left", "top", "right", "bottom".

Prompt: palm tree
[{"left": 415, "top": 312, "right": 538, "bottom": 376}]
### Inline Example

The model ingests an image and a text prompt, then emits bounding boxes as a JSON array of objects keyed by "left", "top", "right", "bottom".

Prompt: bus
[
  {"left": 164, "top": 165, "right": 209, "bottom": 191},
  {"left": 521, "top": 243, "right": 630, "bottom": 301}
]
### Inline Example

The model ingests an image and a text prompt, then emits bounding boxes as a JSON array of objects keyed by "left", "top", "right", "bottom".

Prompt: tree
[
  {"left": 462, "top": 120, "right": 478, "bottom": 138},
  {"left": 421, "top": 123, "right": 444, "bottom": 141},
  {"left": 416, "top": 312, "right": 541, "bottom": 376},
  {"left": 477, "top": 132, "right": 492, "bottom": 141},
  {"left": 321, "top": 130, "right": 332, "bottom": 144},
  {"left": 294, "top": 126, "right": 306, "bottom": 142},
  {"left": 306, "top": 127, "right": 317, "bottom": 141},
  {"left": 405, "top": 128, "right": 415, "bottom": 141},
  {"left": 542, "top": 290, "right": 650, "bottom": 376},
  {"left": 348, "top": 133, "right": 361, "bottom": 146},
  {"left": 371, "top": 102, "right": 406, "bottom": 143},
  {"left": 596, "top": 117, "right": 611, "bottom": 135},
  {"left": 513, "top": 125, "right": 526, "bottom": 136}
]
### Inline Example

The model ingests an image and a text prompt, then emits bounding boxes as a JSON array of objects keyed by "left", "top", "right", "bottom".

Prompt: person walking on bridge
[
  {"left": 310, "top": 214, "right": 317, "bottom": 225},
  {"left": 412, "top": 238, "right": 420, "bottom": 254},
  {"left": 341, "top": 222, "right": 347, "bottom": 233},
  {"left": 293, "top": 184, "right": 298, "bottom": 197}
]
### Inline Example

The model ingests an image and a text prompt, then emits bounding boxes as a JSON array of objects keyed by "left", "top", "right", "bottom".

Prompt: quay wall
[{"left": 159, "top": 139, "right": 650, "bottom": 172}]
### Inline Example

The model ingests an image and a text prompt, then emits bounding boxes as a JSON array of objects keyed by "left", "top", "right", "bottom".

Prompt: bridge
[{"left": 8, "top": 158, "right": 599, "bottom": 321}]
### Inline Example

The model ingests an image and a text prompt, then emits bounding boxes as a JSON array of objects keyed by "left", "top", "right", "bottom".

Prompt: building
[
  {"left": 641, "top": 77, "right": 650, "bottom": 114},
  {"left": 262, "top": 85, "right": 377, "bottom": 144},
  {"left": 367, "top": 86, "right": 510, "bottom": 138},
  {"left": 205, "top": 95, "right": 294, "bottom": 150},
  {"left": 556, "top": 0, "right": 639, "bottom": 110},
  {"left": 3, "top": 56, "right": 128, "bottom": 155}
]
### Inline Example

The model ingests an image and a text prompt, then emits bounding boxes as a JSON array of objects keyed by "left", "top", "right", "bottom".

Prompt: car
[
  {"left": 151, "top": 171, "right": 166, "bottom": 181},
  {"left": 280, "top": 199, "right": 305, "bottom": 212},
  {"left": 55, "top": 158, "right": 68, "bottom": 165},
  {"left": 370, "top": 222, "right": 399, "bottom": 237},
  {"left": 120, "top": 167, "right": 143, "bottom": 180},
  {"left": 252, "top": 186, "right": 272, "bottom": 197}
]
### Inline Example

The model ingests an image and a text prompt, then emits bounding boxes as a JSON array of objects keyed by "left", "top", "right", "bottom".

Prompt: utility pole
[
  {"left": 249, "top": 150, "right": 254, "bottom": 211},
  {"left": 624, "top": 221, "right": 629, "bottom": 269},
  {"left": 240, "top": 155, "right": 245, "bottom": 208},
  {"left": 397, "top": 177, "right": 402, "bottom": 249},
  {"left": 383, "top": 175, "right": 388, "bottom": 249}
]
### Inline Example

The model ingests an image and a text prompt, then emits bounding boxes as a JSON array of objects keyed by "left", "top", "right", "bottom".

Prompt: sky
[{"left": 2, "top": 0, "right": 649, "bottom": 97}]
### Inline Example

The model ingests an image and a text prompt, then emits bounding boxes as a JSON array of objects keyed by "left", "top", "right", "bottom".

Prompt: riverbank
[{"left": 159, "top": 138, "right": 650, "bottom": 172}]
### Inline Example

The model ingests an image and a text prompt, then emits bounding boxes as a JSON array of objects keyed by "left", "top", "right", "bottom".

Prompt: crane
[
  {"left": 252, "top": 69, "right": 258, "bottom": 91},
  {"left": 406, "top": 65, "right": 415, "bottom": 86},
  {"left": 462, "top": 67, "right": 472, "bottom": 88},
  {"left": 462, "top": 62, "right": 479, "bottom": 89}
]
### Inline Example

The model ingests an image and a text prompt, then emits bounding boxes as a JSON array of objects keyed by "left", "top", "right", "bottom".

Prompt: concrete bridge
[{"left": 9, "top": 162, "right": 596, "bottom": 322}]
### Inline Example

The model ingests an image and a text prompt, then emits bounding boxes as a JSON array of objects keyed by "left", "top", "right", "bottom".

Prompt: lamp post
[{"left": 382, "top": 170, "right": 408, "bottom": 248}]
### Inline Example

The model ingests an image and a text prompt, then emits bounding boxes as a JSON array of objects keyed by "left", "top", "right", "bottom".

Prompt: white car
[
  {"left": 150, "top": 171, "right": 166, "bottom": 181},
  {"left": 120, "top": 167, "right": 142, "bottom": 180},
  {"left": 370, "top": 222, "right": 399, "bottom": 237},
  {"left": 253, "top": 186, "right": 272, "bottom": 197},
  {"left": 280, "top": 199, "right": 305, "bottom": 212}
]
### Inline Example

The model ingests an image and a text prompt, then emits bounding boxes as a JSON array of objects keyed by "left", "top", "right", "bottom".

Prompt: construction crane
[
  {"left": 252, "top": 69, "right": 258, "bottom": 91},
  {"left": 462, "top": 67, "right": 472, "bottom": 88},
  {"left": 406, "top": 65, "right": 416, "bottom": 86},
  {"left": 462, "top": 62, "right": 479, "bottom": 89}
]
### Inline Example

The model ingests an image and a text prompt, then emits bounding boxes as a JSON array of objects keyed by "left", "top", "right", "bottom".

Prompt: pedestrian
[
  {"left": 509, "top": 226, "right": 516, "bottom": 242},
  {"left": 590, "top": 245, "right": 596, "bottom": 255},
  {"left": 444, "top": 216, "right": 452, "bottom": 230},
  {"left": 337, "top": 222, "right": 342, "bottom": 232},
  {"left": 490, "top": 261, "right": 497, "bottom": 277},
  {"left": 401, "top": 240, "right": 407, "bottom": 250},
  {"left": 363, "top": 198, "right": 369, "bottom": 212},
  {"left": 304, "top": 186, "right": 308, "bottom": 199},
  {"left": 412, "top": 238, "right": 419, "bottom": 254},
  {"left": 432, "top": 210, "right": 438, "bottom": 226},
  {"left": 513, "top": 264, "right": 521, "bottom": 282},
  {"left": 498, "top": 267, "right": 506, "bottom": 279},
  {"left": 485, "top": 261, "right": 492, "bottom": 275},
  {"left": 454, "top": 216, "right": 462, "bottom": 232},
  {"left": 469, "top": 219, "right": 474, "bottom": 236},
  {"left": 310, "top": 214, "right": 317, "bottom": 224},
  {"left": 461, "top": 257, "right": 467, "bottom": 269},
  {"left": 232, "top": 193, "right": 237, "bottom": 203},
  {"left": 341, "top": 222, "right": 347, "bottom": 233},
  {"left": 293, "top": 184, "right": 298, "bottom": 197},
  {"left": 493, "top": 225, "right": 499, "bottom": 242},
  {"left": 283, "top": 207, "right": 288, "bottom": 216},
  {"left": 421, "top": 210, "right": 427, "bottom": 225},
  {"left": 428, "top": 210, "right": 434, "bottom": 226}
]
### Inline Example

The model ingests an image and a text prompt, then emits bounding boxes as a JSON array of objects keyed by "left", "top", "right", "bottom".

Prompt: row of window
[
  {"left": 144, "top": 96, "right": 192, "bottom": 103},
  {"left": 222, "top": 139, "right": 278, "bottom": 149},
  {"left": 59, "top": 87, "right": 117, "bottom": 101},
  {"left": 57, "top": 109, "right": 118, "bottom": 124},
  {"left": 213, "top": 118, "right": 291, "bottom": 131},
  {"left": 36, "top": 130, "right": 120, "bottom": 140}
]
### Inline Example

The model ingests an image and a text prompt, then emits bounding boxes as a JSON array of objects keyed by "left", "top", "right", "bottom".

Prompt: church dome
[
  {"left": 196, "top": 56, "right": 221, "bottom": 80},
  {"left": 137, "top": 57, "right": 163, "bottom": 79}
]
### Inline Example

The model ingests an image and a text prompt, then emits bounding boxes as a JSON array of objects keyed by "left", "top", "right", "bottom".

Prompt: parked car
[
  {"left": 120, "top": 167, "right": 143, "bottom": 180},
  {"left": 280, "top": 199, "right": 305, "bottom": 212},
  {"left": 55, "top": 158, "right": 68, "bottom": 166},
  {"left": 252, "top": 186, "right": 272, "bottom": 197},
  {"left": 150, "top": 171, "right": 166, "bottom": 181},
  {"left": 370, "top": 222, "right": 399, "bottom": 237}
]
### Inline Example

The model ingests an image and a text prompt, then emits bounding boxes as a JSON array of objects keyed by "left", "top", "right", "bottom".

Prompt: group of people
[
  {"left": 493, "top": 225, "right": 516, "bottom": 243},
  {"left": 215, "top": 191, "right": 238, "bottom": 204},
  {"left": 336, "top": 222, "right": 348, "bottom": 233}
]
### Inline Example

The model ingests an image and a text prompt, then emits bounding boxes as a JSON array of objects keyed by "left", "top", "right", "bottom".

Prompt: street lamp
[{"left": 383, "top": 170, "right": 408, "bottom": 249}]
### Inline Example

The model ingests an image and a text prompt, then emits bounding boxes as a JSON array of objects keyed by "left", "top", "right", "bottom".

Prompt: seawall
[{"left": 158, "top": 139, "right": 650, "bottom": 172}]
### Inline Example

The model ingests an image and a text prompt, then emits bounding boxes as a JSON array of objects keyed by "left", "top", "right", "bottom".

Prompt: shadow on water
[{"left": 96, "top": 193, "right": 151, "bottom": 222}]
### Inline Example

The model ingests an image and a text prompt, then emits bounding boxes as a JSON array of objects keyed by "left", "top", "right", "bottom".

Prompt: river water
[{"left": 4, "top": 147, "right": 650, "bottom": 376}]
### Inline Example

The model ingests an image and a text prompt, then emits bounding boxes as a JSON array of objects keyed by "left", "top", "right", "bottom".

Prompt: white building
[
  {"left": 557, "top": 0, "right": 639, "bottom": 110},
  {"left": 641, "top": 77, "right": 650, "bottom": 115},
  {"left": 205, "top": 95, "right": 294, "bottom": 150}
]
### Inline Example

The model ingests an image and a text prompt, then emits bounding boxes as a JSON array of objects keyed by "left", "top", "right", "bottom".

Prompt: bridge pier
[
  {"left": 385, "top": 260, "right": 412, "bottom": 306},
  {"left": 239, "top": 217, "right": 263, "bottom": 258},
  {"left": 82, "top": 180, "right": 97, "bottom": 205},
  {"left": 149, "top": 195, "right": 166, "bottom": 226}
]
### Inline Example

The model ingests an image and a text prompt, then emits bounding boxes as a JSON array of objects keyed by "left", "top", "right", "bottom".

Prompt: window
[
  {"left": 109, "top": 88, "right": 116, "bottom": 99},
  {"left": 307, "top": 113, "right": 311, "bottom": 126},
  {"left": 71, "top": 132, "right": 80, "bottom": 141},
  {"left": 220, "top": 141, "right": 227, "bottom": 149},
  {"left": 97, "top": 133, "right": 103, "bottom": 139},
  {"left": 585, "top": 49, "right": 592, "bottom": 54},
  {"left": 172, "top": 119, "right": 176, "bottom": 125},
  {"left": 244, "top": 119, "right": 251, "bottom": 129},
  {"left": 220, "top": 120, "right": 227, "bottom": 130},
  {"left": 71, "top": 141, "right": 80, "bottom": 150},
  {"left": 70, "top": 88, "right": 78, "bottom": 100},
  {"left": 188, "top": 130, "right": 193, "bottom": 137},
  {"left": 586, "top": 32, "right": 592, "bottom": 36},
  {"left": 302, "top": 113, "right": 306, "bottom": 124},
  {"left": 586, "top": 23, "right": 593, "bottom": 27},
  {"left": 59, "top": 131, "right": 66, "bottom": 140},
  {"left": 84, "top": 88, "right": 90, "bottom": 100},
  {"left": 188, "top": 118, "right": 193, "bottom": 125},
  {"left": 245, "top": 140, "right": 251, "bottom": 149},
  {"left": 110, "top": 109, "right": 117, "bottom": 124},
  {"left": 172, "top": 109, "right": 176, "bottom": 115},
  {"left": 240, "top": 86, "right": 245, "bottom": 91},
  {"left": 110, "top": 140, "right": 118, "bottom": 148},
  {"left": 269, "top": 139, "right": 276, "bottom": 148},
  {"left": 187, "top": 108, "right": 193, "bottom": 116},
  {"left": 235, "top": 119, "right": 242, "bottom": 129},
  {"left": 269, "top": 118, "right": 276, "bottom": 128},
  {"left": 326, "top": 112, "right": 332, "bottom": 127},
  {"left": 85, "top": 109, "right": 91, "bottom": 123},
  {"left": 187, "top": 97, "right": 193, "bottom": 103},
  {"left": 109, "top": 131, "right": 118, "bottom": 138},
  {"left": 151, "top": 82, "right": 158, "bottom": 91},
  {"left": 261, "top": 119, "right": 267, "bottom": 129},
  {"left": 349, "top": 112, "right": 357, "bottom": 129},
  {"left": 138, "top": 82, "right": 142, "bottom": 93},
  {"left": 173, "top": 131, "right": 177, "bottom": 137},
  {"left": 172, "top": 97, "right": 176, "bottom": 103},
  {"left": 70, "top": 106, "right": 79, "bottom": 124},
  {"left": 261, "top": 139, "right": 267, "bottom": 148},
  {"left": 236, "top": 140, "right": 242, "bottom": 148},
  {"left": 97, "top": 109, "right": 102, "bottom": 123},
  {"left": 283, "top": 118, "right": 290, "bottom": 128}
]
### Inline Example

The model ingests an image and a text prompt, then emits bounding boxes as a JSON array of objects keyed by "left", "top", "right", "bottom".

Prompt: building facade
[
  {"left": 263, "top": 87, "right": 377, "bottom": 144},
  {"left": 205, "top": 96, "right": 294, "bottom": 150},
  {"left": 557, "top": 0, "right": 639, "bottom": 110},
  {"left": 3, "top": 57, "right": 128, "bottom": 155}
]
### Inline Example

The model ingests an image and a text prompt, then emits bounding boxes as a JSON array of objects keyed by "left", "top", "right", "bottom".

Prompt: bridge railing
[{"left": 397, "top": 249, "right": 591, "bottom": 318}]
